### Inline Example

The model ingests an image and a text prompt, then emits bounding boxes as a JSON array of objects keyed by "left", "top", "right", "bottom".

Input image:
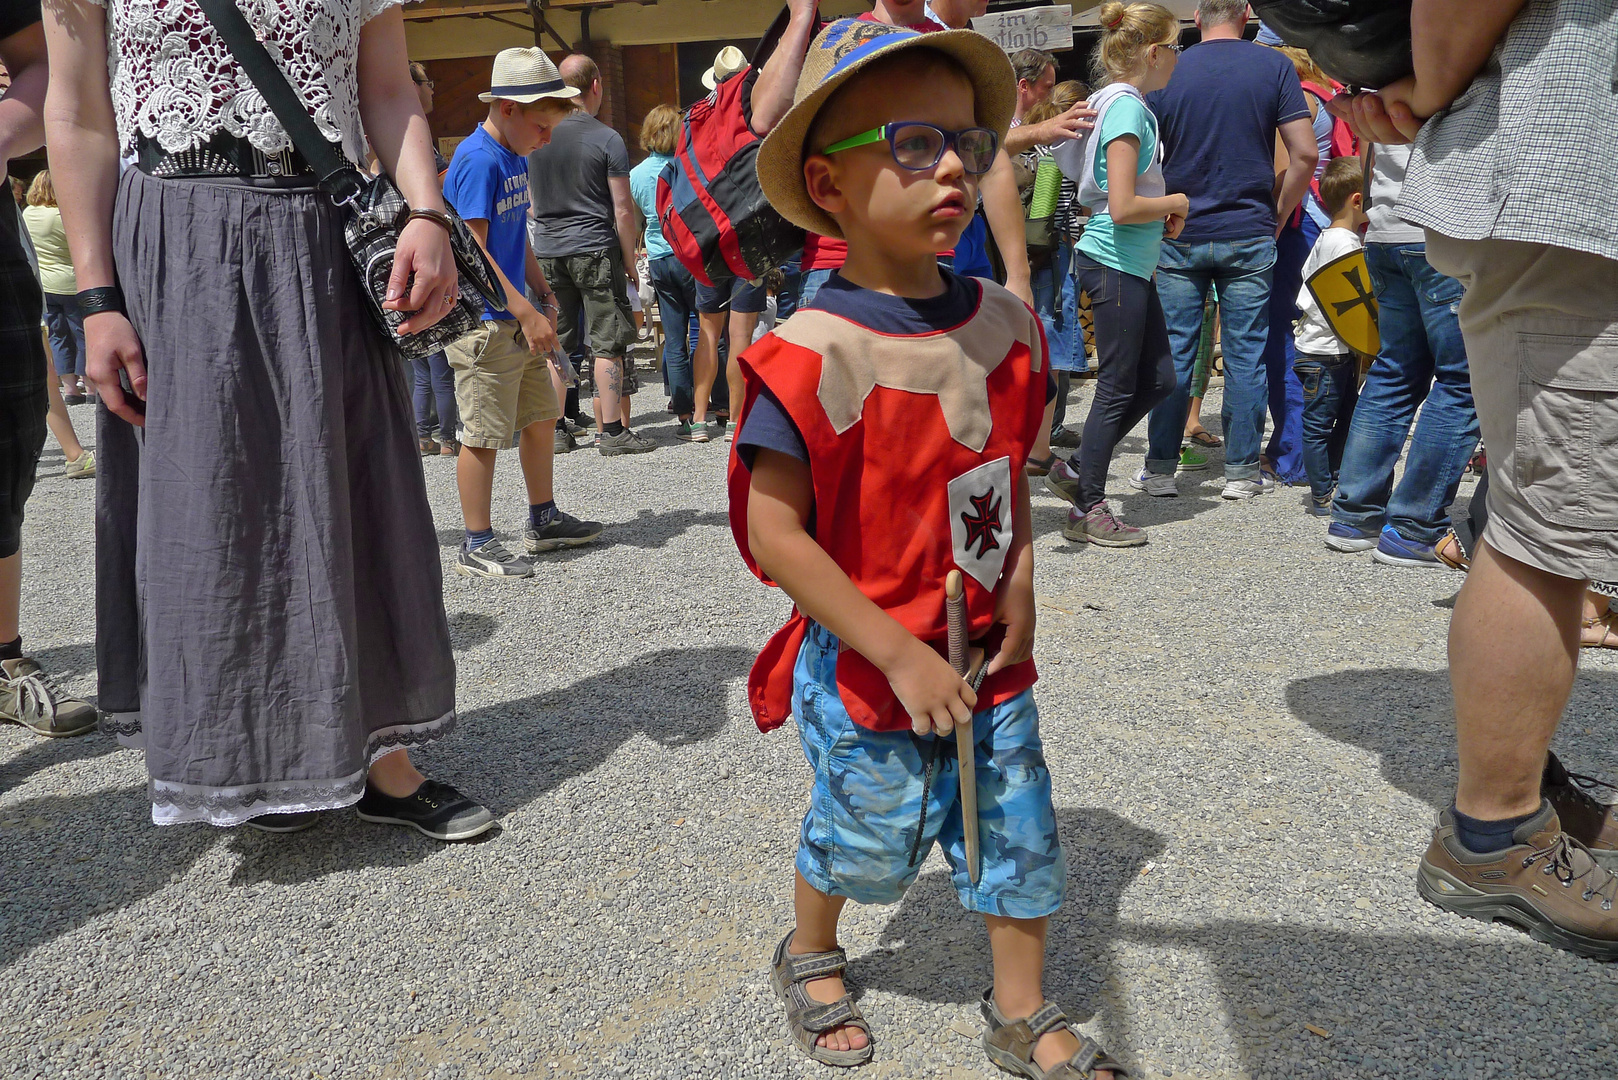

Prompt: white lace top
[{"left": 94, "top": 0, "right": 403, "bottom": 163}]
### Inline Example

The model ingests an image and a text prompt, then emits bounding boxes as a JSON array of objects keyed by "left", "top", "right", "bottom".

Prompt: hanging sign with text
[{"left": 970, "top": 5, "right": 1075, "bottom": 53}]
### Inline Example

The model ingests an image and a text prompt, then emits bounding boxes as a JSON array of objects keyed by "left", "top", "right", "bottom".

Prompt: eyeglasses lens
[
  {"left": 958, "top": 129, "right": 996, "bottom": 174},
  {"left": 891, "top": 126, "right": 945, "bottom": 170}
]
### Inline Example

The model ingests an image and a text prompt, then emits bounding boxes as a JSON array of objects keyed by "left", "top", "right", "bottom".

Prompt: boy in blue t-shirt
[{"left": 442, "top": 48, "right": 603, "bottom": 579}]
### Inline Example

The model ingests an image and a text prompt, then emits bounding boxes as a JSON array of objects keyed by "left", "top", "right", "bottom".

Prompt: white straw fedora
[
  {"left": 702, "top": 45, "right": 749, "bottom": 90},
  {"left": 479, "top": 48, "right": 582, "bottom": 104}
]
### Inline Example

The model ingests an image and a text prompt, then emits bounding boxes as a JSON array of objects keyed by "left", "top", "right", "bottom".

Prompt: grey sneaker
[
  {"left": 599, "top": 428, "right": 656, "bottom": 456},
  {"left": 455, "top": 538, "right": 533, "bottom": 579},
  {"left": 1128, "top": 468, "right": 1178, "bottom": 497},
  {"left": 553, "top": 427, "right": 576, "bottom": 455},
  {"left": 1062, "top": 503, "right": 1147, "bottom": 547},
  {"left": 1221, "top": 475, "right": 1276, "bottom": 500},
  {"left": 524, "top": 510, "right": 604, "bottom": 553},
  {"left": 678, "top": 419, "right": 710, "bottom": 443},
  {"left": 64, "top": 450, "right": 96, "bottom": 479},
  {"left": 1050, "top": 425, "right": 1081, "bottom": 449},
  {"left": 0, "top": 657, "right": 99, "bottom": 737},
  {"left": 706, "top": 419, "right": 728, "bottom": 442},
  {"left": 1043, "top": 459, "right": 1080, "bottom": 507}
]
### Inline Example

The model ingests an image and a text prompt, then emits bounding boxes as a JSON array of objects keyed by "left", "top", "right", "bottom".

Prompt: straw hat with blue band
[
  {"left": 479, "top": 48, "right": 583, "bottom": 104},
  {"left": 755, "top": 19, "right": 1016, "bottom": 241}
]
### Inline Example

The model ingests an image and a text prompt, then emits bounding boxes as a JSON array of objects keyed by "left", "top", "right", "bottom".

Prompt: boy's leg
[
  {"left": 693, "top": 311, "right": 725, "bottom": 425},
  {"left": 983, "top": 916, "right": 1114, "bottom": 1077},
  {"left": 789, "top": 870, "right": 867, "bottom": 1053},
  {"left": 727, "top": 279, "right": 765, "bottom": 422},
  {"left": 448, "top": 324, "right": 521, "bottom": 534},
  {"left": 1294, "top": 357, "right": 1334, "bottom": 499},
  {"left": 514, "top": 350, "right": 564, "bottom": 506},
  {"left": 1326, "top": 359, "right": 1360, "bottom": 479}
]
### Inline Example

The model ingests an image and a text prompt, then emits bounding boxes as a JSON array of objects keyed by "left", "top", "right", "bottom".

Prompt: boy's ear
[
  {"left": 1350, "top": 191, "right": 1364, "bottom": 208},
  {"left": 803, "top": 154, "right": 848, "bottom": 220}
]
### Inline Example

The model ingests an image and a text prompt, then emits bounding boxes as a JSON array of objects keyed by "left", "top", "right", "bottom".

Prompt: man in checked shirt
[{"left": 1341, "top": 0, "right": 1618, "bottom": 958}]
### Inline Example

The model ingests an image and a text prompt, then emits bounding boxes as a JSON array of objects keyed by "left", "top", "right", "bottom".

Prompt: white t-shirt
[{"left": 1294, "top": 226, "right": 1364, "bottom": 358}]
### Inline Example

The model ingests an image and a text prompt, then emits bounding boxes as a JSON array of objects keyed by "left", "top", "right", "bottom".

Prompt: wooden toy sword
[{"left": 944, "top": 570, "right": 982, "bottom": 887}]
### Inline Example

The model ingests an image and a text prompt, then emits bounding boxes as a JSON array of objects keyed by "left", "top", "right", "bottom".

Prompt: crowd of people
[{"left": 1, "top": 0, "right": 1616, "bottom": 1076}]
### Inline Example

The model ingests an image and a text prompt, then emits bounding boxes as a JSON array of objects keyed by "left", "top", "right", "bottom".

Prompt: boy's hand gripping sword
[{"left": 945, "top": 570, "right": 983, "bottom": 887}]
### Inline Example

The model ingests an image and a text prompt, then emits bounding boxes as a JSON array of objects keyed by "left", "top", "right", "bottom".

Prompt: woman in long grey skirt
[{"left": 45, "top": 0, "right": 492, "bottom": 839}]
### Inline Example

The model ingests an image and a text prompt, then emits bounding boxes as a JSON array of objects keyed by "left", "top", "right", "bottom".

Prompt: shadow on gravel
[
  {"left": 1287, "top": 667, "right": 1618, "bottom": 812},
  {"left": 436, "top": 509, "right": 729, "bottom": 554},
  {"left": 847, "top": 808, "right": 1164, "bottom": 1025},
  {"left": 0, "top": 730, "right": 122, "bottom": 793},
  {"left": 225, "top": 645, "right": 751, "bottom": 887},
  {"left": 0, "top": 788, "right": 215, "bottom": 972},
  {"left": 850, "top": 800, "right": 1617, "bottom": 1078}
]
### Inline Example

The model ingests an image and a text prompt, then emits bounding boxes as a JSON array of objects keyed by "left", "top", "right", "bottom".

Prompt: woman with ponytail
[{"left": 1046, "top": 2, "right": 1186, "bottom": 546}]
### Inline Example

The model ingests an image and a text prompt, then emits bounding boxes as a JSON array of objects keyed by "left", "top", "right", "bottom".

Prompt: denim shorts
[{"left": 792, "top": 623, "right": 1066, "bottom": 919}]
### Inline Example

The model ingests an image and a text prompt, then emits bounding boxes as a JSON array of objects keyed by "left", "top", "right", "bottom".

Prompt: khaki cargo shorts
[
  {"left": 1427, "top": 231, "right": 1618, "bottom": 581},
  {"left": 446, "top": 319, "right": 560, "bottom": 449}
]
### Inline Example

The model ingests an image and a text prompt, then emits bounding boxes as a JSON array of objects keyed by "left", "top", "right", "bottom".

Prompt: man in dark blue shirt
[{"left": 1137, "top": 0, "right": 1318, "bottom": 500}]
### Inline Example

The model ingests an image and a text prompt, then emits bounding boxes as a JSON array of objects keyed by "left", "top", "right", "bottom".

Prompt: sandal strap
[
  {"left": 781, "top": 947, "right": 848, "bottom": 984},
  {"left": 1064, "top": 1034, "right": 1129, "bottom": 1077},
  {"left": 788, "top": 986, "right": 866, "bottom": 1034},
  {"left": 1024, "top": 1001, "right": 1070, "bottom": 1040}
]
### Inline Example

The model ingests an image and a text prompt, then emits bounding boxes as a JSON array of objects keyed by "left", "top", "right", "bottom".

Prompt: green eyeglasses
[{"left": 821, "top": 122, "right": 999, "bottom": 175}]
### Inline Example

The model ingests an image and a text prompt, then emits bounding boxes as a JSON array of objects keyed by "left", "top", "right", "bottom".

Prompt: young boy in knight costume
[{"left": 730, "top": 20, "right": 1128, "bottom": 1080}]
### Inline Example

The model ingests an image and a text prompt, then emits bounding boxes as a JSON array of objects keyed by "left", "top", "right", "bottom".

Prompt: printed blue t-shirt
[
  {"left": 443, "top": 124, "right": 530, "bottom": 321},
  {"left": 1146, "top": 39, "right": 1310, "bottom": 242}
]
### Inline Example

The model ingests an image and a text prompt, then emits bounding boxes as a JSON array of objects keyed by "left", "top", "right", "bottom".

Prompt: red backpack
[{"left": 657, "top": 7, "right": 810, "bottom": 287}]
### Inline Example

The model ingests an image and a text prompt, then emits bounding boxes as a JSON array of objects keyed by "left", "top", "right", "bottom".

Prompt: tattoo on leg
[{"left": 605, "top": 358, "right": 623, "bottom": 396}]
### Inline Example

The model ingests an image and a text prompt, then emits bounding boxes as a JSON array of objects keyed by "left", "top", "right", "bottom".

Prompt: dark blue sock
[
  {"left": 465, "top": 527, "right": 495, "bottom": 551},
  {"left": 0, "top": 635, "right": 20, "bottom": 661},
  {"left": 529, "top": 501, "right": 557, "bottom": 529},
  {"left": 1451, "top": 804, "right": 1538, "bottom": 855}
]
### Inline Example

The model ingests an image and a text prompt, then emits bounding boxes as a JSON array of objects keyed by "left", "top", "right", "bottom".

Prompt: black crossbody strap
[{"left": 194, "top": 0, "right": 365, "bottom": 202}]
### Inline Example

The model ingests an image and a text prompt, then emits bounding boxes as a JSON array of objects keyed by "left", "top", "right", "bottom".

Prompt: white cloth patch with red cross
[{"left": 948, "top": 456, "right": 1013, "bottom": 590}]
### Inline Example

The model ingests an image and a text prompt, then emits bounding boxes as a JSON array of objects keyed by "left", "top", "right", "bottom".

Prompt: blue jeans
[
  {"left": 411, "top": 351, "right": 456, "bottom": 440},
  {"left": 1331, "top": 243, "right": 1478, "bottom": 544},
  {"left": 798, "top": 266, "right": 835, "bottom": 310},
  {"left": 775, "top": 253, "right": 802, "bottom": 322},
  {"left": 1262, "top": 215, "right": 1320, "bottom": 483},
  {"left": 1055, "top": 246, "right": 1088, "bottom": 373},
  {"left": 649, "top": 255, "right": 698, "bottom": 415},
  {"left": 1294, "top": 353, "right": 1359, "bottom": 500},
  {"left": 1031, "top": 244, "right": 1075, "bottom": 375},
  {"left": 1146, "top": 236, "right": 1277, "bottom": 480},
  {"left": 43, "top": 292, "right": 86, "bottom": 378}
]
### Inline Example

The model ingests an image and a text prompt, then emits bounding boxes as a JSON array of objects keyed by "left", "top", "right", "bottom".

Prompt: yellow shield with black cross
[{"left": 1305, "top": 248, "right": 1380, "bottom": 357}]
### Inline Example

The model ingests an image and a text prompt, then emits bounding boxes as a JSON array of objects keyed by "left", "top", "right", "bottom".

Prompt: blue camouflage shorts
[{"left": 792, "top": 623, "right": 1066, "bottom": 919}]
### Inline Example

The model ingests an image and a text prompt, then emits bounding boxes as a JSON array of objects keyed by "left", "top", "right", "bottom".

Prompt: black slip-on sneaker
[{"left": 355, "top": 779, "right": 494, "bottom": 842}]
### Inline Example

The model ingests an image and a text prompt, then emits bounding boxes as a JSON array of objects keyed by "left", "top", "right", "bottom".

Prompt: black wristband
[{"left": 76, "top": 286, "right": 126, "bottom": 317}]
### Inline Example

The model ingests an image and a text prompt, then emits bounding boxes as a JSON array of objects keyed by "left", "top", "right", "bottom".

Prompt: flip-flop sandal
[
  {"left": 1581, "top": 610, "right": 1618, "bottom": 650},
  {"left": 770, "top": 931, "right": 873, "bottom": 1068},
  {"left": 1185, "top": 430, "right": 1221, "bottom": 448},
  {"left": 1025, "top": 454, "right": 1057, "bottom": 477},
  {"left": 1434, "top": 530, "right": 1470, "bottom": 572},
  {"left": 981, "top": 988, "right": 1129, "bottom": 1079}
]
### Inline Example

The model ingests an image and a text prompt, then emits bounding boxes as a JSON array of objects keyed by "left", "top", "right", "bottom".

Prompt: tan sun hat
[
  {"left": 479, "top": 47, "right": 582, "bottom": 104},
  {"left": 755, "top": 19, "right": 1015, "bottom": 241},
  {"left": 702, "top": 45, "right": 749, "bottom": 90}
]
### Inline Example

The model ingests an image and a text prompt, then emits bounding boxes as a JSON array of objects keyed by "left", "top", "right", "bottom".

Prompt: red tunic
[{"left": 728, "top": 280, "right": 1048, "bottom": 733}]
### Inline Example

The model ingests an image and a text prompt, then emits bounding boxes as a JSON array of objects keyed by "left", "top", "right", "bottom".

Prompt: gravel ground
[{"left": 5, "top": 370, "right": 1618, "bottom": 1080}]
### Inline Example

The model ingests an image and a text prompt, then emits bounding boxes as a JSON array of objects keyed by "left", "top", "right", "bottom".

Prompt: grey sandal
[
  {"left": 981, "top": 988, "right": 1129, "bottom": 1079},
  {"left": 769, "top": 931, "right": 874, "bottom": 1068}
]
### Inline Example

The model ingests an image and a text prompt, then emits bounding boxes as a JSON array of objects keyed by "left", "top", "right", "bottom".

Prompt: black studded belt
[{"left": 134, "top": 131, "right": 317, "bottom": 180}]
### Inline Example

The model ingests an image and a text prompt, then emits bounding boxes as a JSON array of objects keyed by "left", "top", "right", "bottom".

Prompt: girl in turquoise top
[{"left": 1047, "top": 1, "right": 1188, "bottom": 547}]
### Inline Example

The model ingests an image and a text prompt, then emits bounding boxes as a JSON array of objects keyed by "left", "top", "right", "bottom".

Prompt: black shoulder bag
[
  {"left": 1249, "top": 0, "right": 1412, "bottom": 91},
  {"left": 196, "top": 0, "right": 506, "bottom": 359}
]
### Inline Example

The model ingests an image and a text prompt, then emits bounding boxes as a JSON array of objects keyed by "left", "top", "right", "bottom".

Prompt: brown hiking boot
[
  {"left": 1542, "top": 751, "right": 1618, "bottom": 870},
  {"left": 1417, "top": 801, "right": 1618, "bottom": 960},
  {"left": 1062, "top": 503, "right": 1146, "bottom": 547},
  {"left": 0, "top": 657, "right": 99, "bottom": 738}
]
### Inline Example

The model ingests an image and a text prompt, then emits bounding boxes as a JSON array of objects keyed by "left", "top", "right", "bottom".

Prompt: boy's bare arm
[{"left": 747, "top": 448, "right": 977, "bottom": 735}]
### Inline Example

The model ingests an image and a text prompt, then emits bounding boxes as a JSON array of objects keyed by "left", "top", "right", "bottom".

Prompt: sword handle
[{"left": 945, "top": 570, "right": 967, "bottom": 677}]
